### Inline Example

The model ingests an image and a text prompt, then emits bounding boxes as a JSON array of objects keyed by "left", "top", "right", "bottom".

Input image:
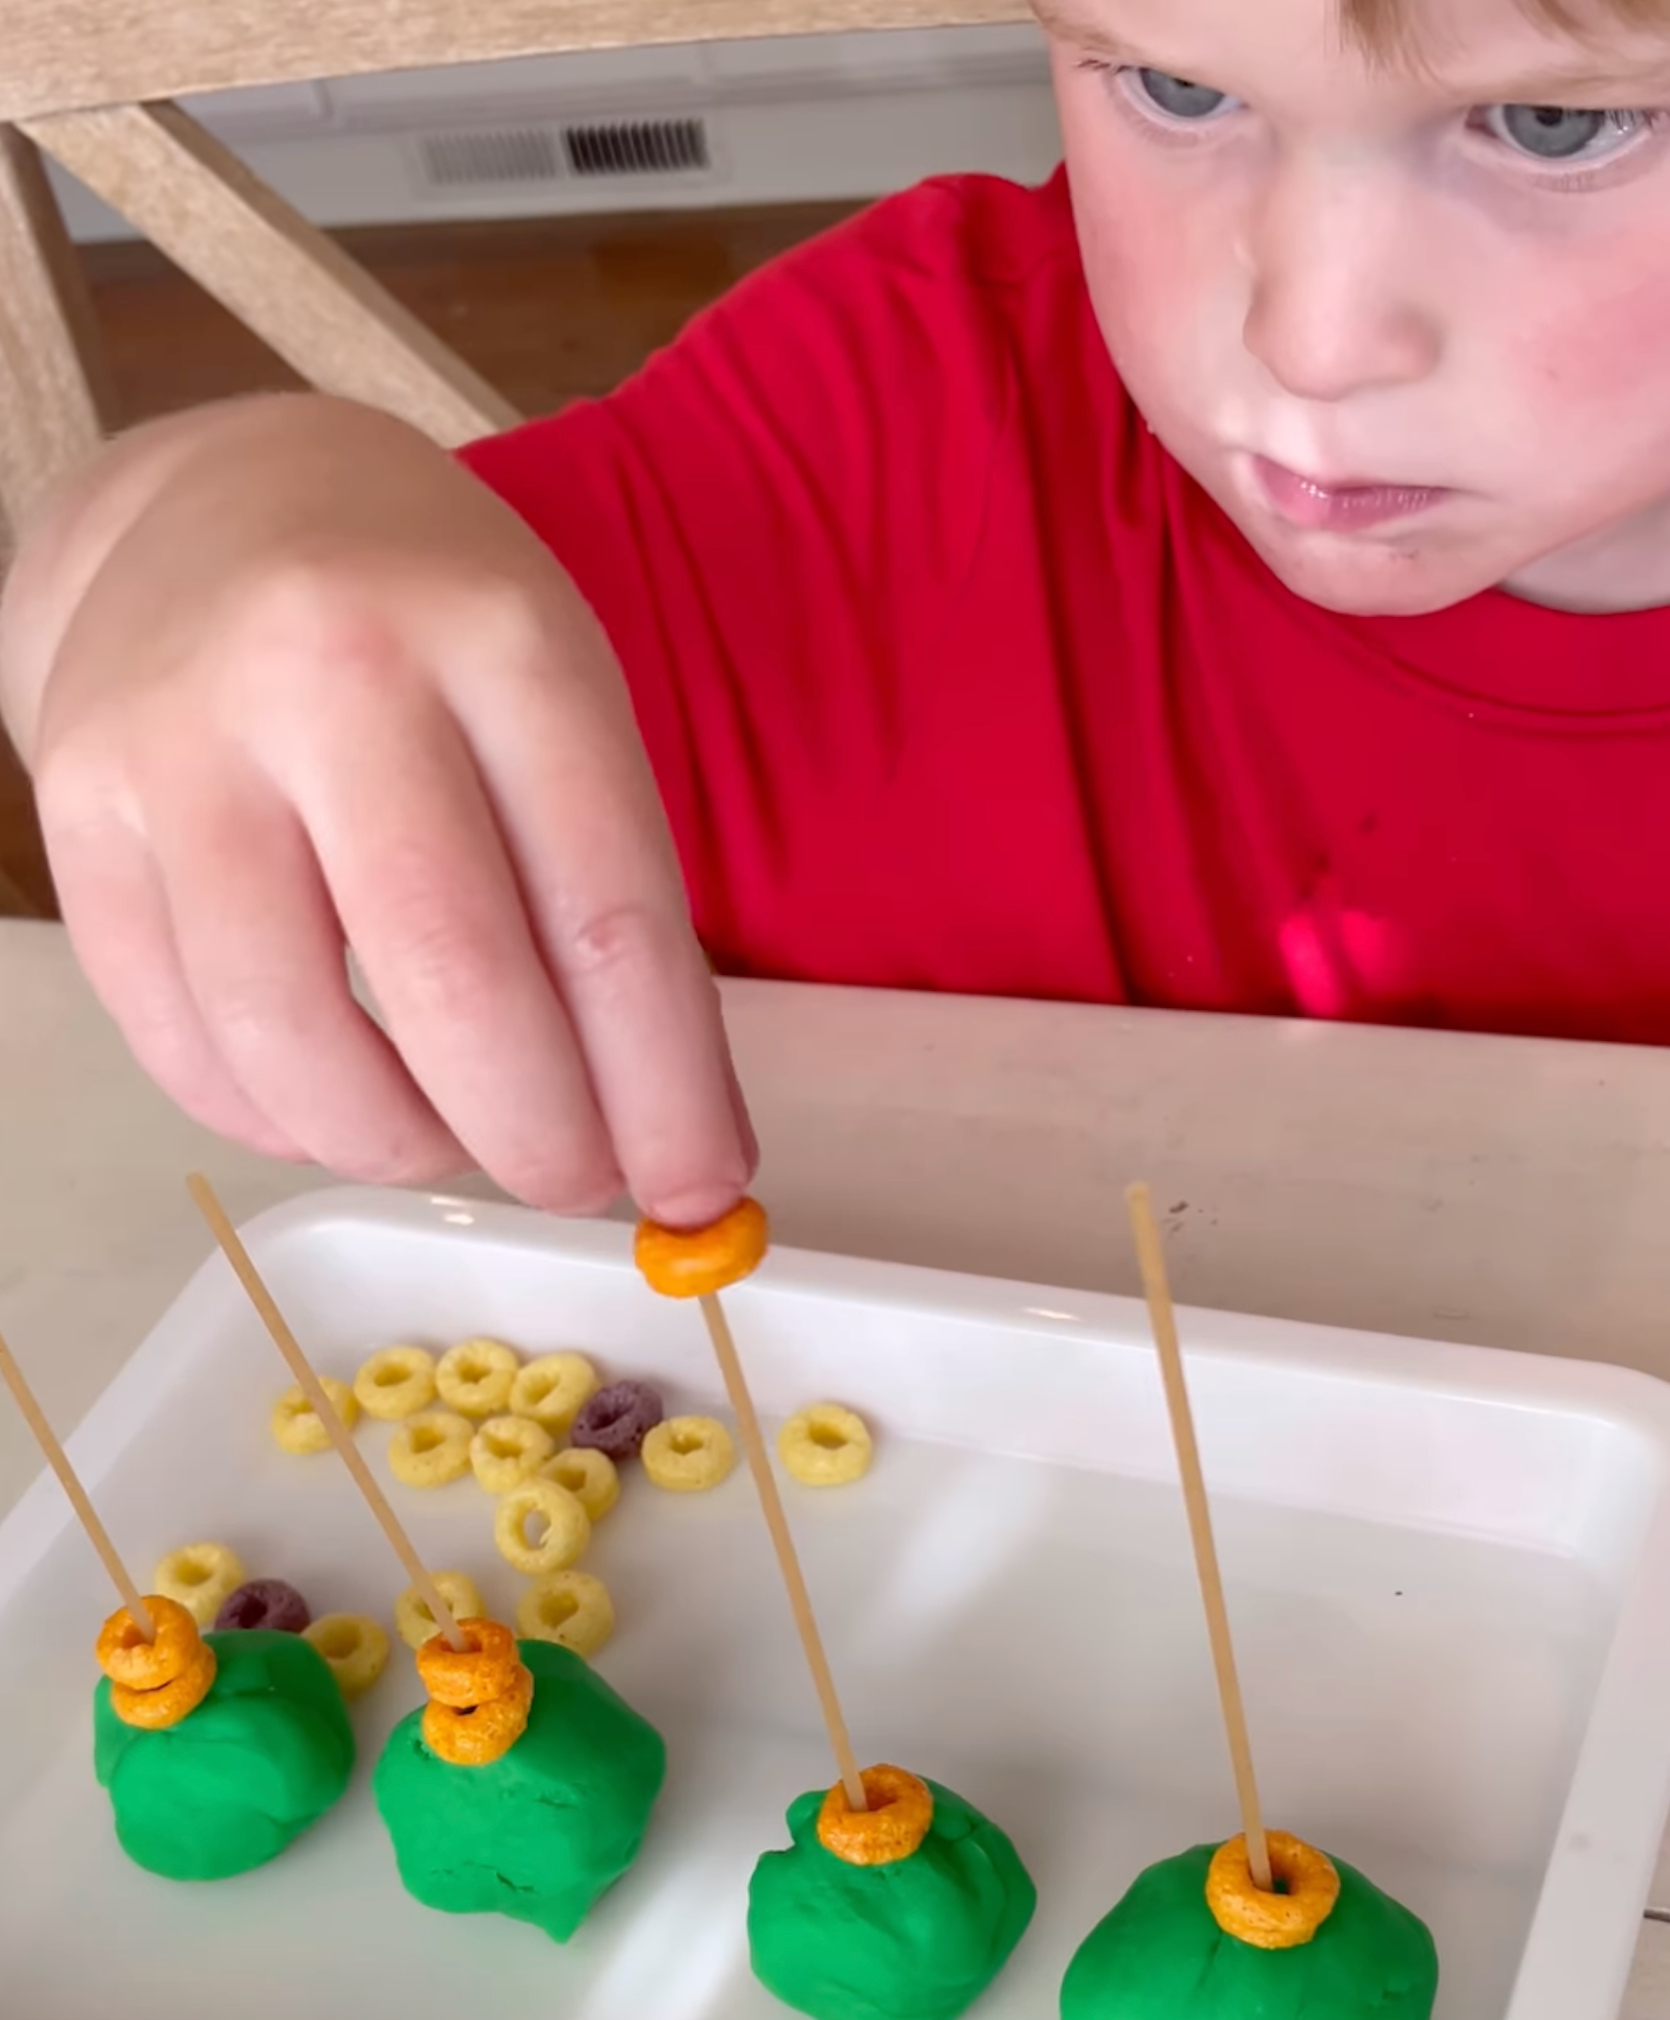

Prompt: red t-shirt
[{"left": 462, "top": 169, "right": 1670, "bottom": 1047}]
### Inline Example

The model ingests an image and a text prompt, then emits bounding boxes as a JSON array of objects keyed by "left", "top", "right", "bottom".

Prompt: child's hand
[{"left": 0, "top": 396, "right": 754, "bottom": 1225}]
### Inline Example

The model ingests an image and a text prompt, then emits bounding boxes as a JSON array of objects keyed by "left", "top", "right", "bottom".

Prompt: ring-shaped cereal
[
  {"left": 538, "top": 1446, "right": 620, "bottom": 1524},
  {"left": 516, "top": 1570, "right": 615, "bottom": 1659},
  {"left": 395, "top": 1570, "right": 484, "bottom": 1651},
  {"left": 817, "top": 1765, "right": 935, "bottom": 1867},
  {"left": 353, "top": 1345, "right": 437, "bottom": 1422},
  {"left": 97, "top": 1595, "right": 202, "bottom": 1689},
  {"left": 634, "top": 1197, "right": 770, "bottom": 1299},
  {"left": 508, "top": 1351, "right": 599, "bottom": 1436},
  {"left": 270, "top": 1376, "right": 360, "bottom": 1455},
  {"left": 778, "top": 1403, "right": 874, "bottom": 1487},
  {"left": 110, "top": 1641, "right": 217, "bottom": 1730},
  {"left": 1206, "top": 1832, "right": 1342, "bottom": 1950},
  {"left": 422, "top": 1663, "right": 533, "bottom": 1767},
  {"left": 470, "top": 1414, "right": 556, "bottom": 1494},
  {"left": 642, "top": 1415, "right": 737, "bottom": 1493},
  {"left": 153, "top": 1542, "right": 246, "bottom": 1626},
  {"left": 435, "top": 1338, "right": 520, "bottom": 1419},
  {"left": 494, "top": 1477, "right": 591, "bottom": 1576},
  {"left": 303, "top": 1613, "right": 391, "bottom": 1699},
  {"left": 387, "top": 1409, "right": 474, "bottom": 1488},
  {"left": 416, "top": 1616, "right": 523, "bottom": 1707}
]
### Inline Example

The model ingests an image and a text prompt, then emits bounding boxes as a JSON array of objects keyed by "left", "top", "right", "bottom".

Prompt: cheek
[
  {"left": 1495, "top": 237, "right": 1670, "bottom": 429},
  {"left": 1061, "top": 114, "right": 1234, "bottom": 396}
]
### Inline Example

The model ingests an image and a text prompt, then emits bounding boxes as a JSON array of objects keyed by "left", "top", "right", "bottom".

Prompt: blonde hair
[{"left": 1345, "top": 0, "right": 1670, "bottom": 50}]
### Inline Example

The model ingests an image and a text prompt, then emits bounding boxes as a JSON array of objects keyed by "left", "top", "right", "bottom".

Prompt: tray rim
[{"left": 5, "top": 1182, "right": 1670, "bottom": 2020}]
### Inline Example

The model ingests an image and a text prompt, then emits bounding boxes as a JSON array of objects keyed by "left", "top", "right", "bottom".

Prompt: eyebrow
[{"left": 1027, "top": 0, "right": 1146, "bottom": 60}]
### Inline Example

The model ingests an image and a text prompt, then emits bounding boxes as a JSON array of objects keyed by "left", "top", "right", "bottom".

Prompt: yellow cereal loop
[
  {"left": 270, "top": 1376, "right": 360, "bottom": 1455},
  {"left": 516, "top": 1570, "right": 614, "bottom": 1659},
  {"left": 778, "top": 1403, "right": 874, "bottom": 1487},
  {"left": 642, "top": 1415, "right": 737, "bottom": 1493},
  {"left": 353, "top": 1345, "right": 437, "bottom": 1422},
  {"left": 494, "top": 1476, "right": 591, "bottom": 1576},
  {"left": 1206, "top": 1833, "right": 1342, "bottom": 1950},
  {"left": 395, "top": 1570, "right": 484, "bottom": 1650},
  {"left": 435, "top": 1338, "right": 520, "bottom": 1418},
  {"left": 153, "top": 1542, "right": 246, "bottom": 1626},
  {"left": 817, "top": 1766, "right": 935, "bottom": 1867},
  {"left": 538, "top": 1446, "right": 620, "bottom": 1524},
  {"left": 470, "top": 1414, "right": 557, "bottom": 1494},
  {"left": 387, "top": 1409, "right": 474, "bottom": 1488},
  {"left": 508, "top": 1351, "right": 600, "bottom": 1436},
  {"left": 303, "top": 1613, "right": 391, "bottom": 1699}
]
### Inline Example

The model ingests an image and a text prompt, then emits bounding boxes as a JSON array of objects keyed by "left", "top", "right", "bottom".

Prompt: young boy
[{"left": 4, "top": 0, "right": 1670, "bottom": 1229}]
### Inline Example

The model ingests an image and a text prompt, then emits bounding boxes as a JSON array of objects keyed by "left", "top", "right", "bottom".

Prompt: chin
[{"left": 1240, "top": 520, "right": 1500, "bottom": 619}]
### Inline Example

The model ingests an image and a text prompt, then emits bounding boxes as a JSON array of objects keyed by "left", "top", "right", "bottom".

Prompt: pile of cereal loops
[{"left": 261, "top": 1331, "right": 878, "bottom": 1672}]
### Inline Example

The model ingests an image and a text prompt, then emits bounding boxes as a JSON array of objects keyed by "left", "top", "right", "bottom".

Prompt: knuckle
[
  {"left": 376, "top": 892, "right": 509, "bottom": 1029},
  {"left": 563, "top": 900, "right": 668, "bottom": 984}
]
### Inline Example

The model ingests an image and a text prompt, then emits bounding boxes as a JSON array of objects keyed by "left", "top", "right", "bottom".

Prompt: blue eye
[
  {"left": 1481, "top": 103, "right": 1653, "bottom": 161},
  {"left": 1130, "top": 68, "right": 1236, "bottom": 121}
]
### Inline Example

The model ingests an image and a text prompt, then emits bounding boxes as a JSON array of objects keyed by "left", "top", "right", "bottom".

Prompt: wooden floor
[{"left": 0, "top": 199, "right": 856, "bottom": 919}]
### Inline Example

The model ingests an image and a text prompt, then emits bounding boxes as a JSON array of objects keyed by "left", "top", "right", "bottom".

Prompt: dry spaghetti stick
[
  {"left": 0, "top": 1325, "right": 155, "bottom": 1640},
  {"left": 1126, "top": 1182, "right": 1273, "bottom": 1893},
  {"left": 699, "top": 1290, "right": 868, "bottom": 1812},
  {"left": 186, "top": 1174, "right": 465, "bottom": 1651}
]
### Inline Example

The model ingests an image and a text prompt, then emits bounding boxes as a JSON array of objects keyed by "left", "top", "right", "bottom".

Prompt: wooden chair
[{"left": 0, "top": 0, "right": 1022, "bottom": 557}]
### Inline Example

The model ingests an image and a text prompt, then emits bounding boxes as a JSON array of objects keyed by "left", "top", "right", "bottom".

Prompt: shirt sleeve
[{"left": 456, "top": 178, "right": 1012, "bottom": 964}]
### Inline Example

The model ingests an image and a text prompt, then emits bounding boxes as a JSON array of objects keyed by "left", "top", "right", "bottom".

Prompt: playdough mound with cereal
[
  {"left": 748, "top": 1772, "right": 1036, "bottom": 2020},
  {"left": 373, "top": 1638, "right": 666, "bottom": 1942},
  {"left": 1059, "top": 1840, "right": 1438, "bottom": 2020},
  {"left": 93, "top": 1629, "right": 354, "bottom": 1880}
]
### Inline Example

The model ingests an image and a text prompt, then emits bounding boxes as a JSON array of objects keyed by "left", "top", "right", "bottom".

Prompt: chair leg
[{"left": 0, "top": 123, "right": 110, "bottom": 564}]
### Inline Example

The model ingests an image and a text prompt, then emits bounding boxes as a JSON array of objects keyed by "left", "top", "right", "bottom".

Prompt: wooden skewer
[
  {"left": 1126, "top": 1182, "right": 1273, "bottom": 1894},
  {"left": 0, "top": 1324, "right": 156, "bottom": 1640},
  {"left": 698, "top": 1289, "right": 868, "bottom": 1812},
  {"left": 186, "top": 1173, "right": 466, "bottom": 1651}
]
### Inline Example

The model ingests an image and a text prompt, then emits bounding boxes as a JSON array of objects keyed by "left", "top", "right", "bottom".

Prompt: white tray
[{"left": 3, "top": 1188, "right": 1669, "bottom": 2020}]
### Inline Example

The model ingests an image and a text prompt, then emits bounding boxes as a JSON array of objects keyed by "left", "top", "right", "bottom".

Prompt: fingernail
[{"left": 645, "top": 1180, "right": 749, "bottom": 1231}]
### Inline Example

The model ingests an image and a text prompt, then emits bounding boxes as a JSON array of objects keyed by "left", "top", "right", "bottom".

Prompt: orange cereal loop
[
  {"left": 634, "top": 1197, "right": 770, "bottom": 1299},
  {"left": 415, "top": 1617, "right": 524, "bottom": 1709},
  {"left": 109, "top": 1640, "right": 217, "bottom": 1730},
  {"left": 817, "top": 1765, "right": 935, "bottom": 1867},
  {"left": 1206, "top": 1832, "right": 1342, "bottom": 1951},
  {"left": 96, "top": 1595, "right": 202, "bottom": 1691},
  {"left": 422, "top": 1663, "right": 534, "bottom": 1766}
]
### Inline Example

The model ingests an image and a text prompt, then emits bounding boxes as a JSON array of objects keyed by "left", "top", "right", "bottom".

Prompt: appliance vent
[
  {"left": 417, "top": 125, "right": 564, "bottom": 189},
  {"left": 563, "top": 116, "right": 710, "bottom": 177}
]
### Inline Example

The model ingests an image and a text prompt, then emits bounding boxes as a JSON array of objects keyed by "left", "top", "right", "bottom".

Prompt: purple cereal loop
[
  {"left": 214, "top": 1577, "right": 312, "bottom": 1634},
  {"left": 571, "top": 1379, "right": 664, "bottom": 1460}
]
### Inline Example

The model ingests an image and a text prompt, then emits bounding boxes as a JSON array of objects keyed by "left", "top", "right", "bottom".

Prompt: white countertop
[{"left": 1, "top": 917, "right": 1666, "bottom": 2010}]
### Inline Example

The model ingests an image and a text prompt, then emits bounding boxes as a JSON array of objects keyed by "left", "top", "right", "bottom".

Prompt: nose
[{"left": 1241, "top": 152, "right": 1442, "bottom": 402}]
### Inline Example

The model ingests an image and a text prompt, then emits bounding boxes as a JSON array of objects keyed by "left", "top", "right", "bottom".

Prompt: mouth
[{"left": 1249, "top": 455, "right": 1452, "bottom": 533}]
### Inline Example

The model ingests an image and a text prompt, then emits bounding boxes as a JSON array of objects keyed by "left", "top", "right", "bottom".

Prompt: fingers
[
  {"left": 142, "top": 759, "right": 470, "bottom": 1185},
  {"left": 39, "top": 785, "right": 308, "bottom": 1163},
  {"left": 275, "top": 676, "right": 628, "bottom": 1214},
  {"left": 446, "top": 597, "right": 757, "bottom": 1225}
]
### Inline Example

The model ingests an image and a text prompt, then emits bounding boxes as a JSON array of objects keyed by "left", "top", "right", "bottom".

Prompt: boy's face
[{"left": 1045, "top": 0, "right": 1670, "bottom": 615}]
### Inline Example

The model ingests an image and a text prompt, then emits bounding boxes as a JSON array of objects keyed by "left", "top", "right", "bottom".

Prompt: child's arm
[{"left": 0, "top": 392, "right": 753, "bottom": 1226}]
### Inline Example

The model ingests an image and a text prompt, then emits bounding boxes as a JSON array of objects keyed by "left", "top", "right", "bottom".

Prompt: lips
[{"left": 1250, "top": 454, "right": 1450, "bottom": 532}]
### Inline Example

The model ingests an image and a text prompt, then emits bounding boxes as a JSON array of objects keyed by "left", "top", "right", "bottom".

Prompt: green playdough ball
[
  {"left": 1060, "top": 1842, "right": 1438, "bottom": 2019},
  {"left": 93, "top": 1629, "right": 355, "bottom": 1881},
  {"left": 373, "top": 1638, "right": 666, "bottom": 1943},
  {"left": 749, "top": 1777, "right": 1037, "bottom": 2020}
]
